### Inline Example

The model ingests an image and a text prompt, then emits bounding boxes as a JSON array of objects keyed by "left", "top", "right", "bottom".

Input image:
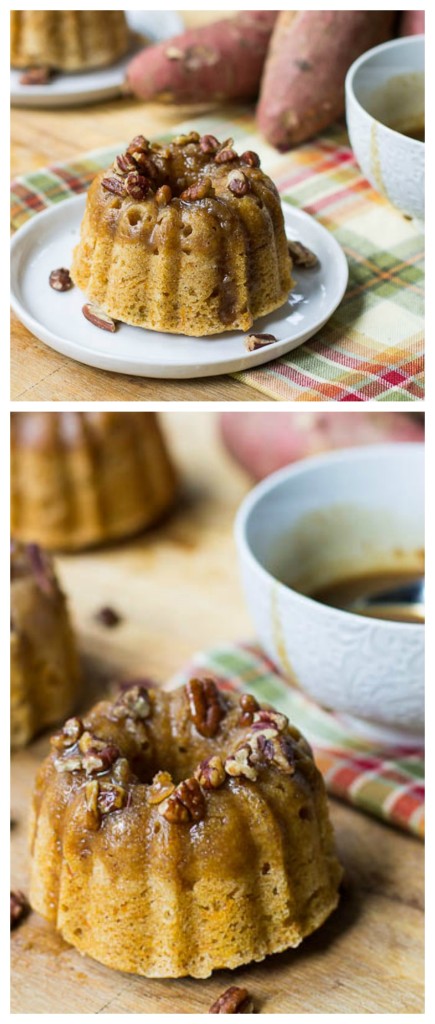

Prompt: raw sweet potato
[
  {"left": 400, "top": 10, "right": 425, "bottom": 35},
  {"left": 220, "top": 413, "right": 424, "bottom": 481},
  {"left": 126, "top": 11, "right": 278, "bottom": 103},
  {"left": 257, "top": 10, "right": 396, "bottom": 150}
]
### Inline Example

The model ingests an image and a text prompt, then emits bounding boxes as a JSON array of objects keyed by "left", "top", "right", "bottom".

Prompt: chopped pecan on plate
[
  {"left": 82, "top": 303, "right": 117, "bottom": 333},
  {"left": 245, "top": 333, "right": 277, "bottom": 352},
  {"left": 209, "top": 986, "right": 255, "bottom": 1013},
  {"left": 19, "top": 66, "right": 52, "bottom": 85},
  {"left": 49, "top": 267, "right": 73, "bottom": 292},
  {"left": 288, "top": 239, "right": 319, "bottom": 268}
]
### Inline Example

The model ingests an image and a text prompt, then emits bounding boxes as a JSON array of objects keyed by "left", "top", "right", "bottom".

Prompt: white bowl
[
  {"left": 235, "top": 444, "right": 424, "bottom": 746},
  {"left": 345, "top": 35, "right": 424, "bottom": 220}
]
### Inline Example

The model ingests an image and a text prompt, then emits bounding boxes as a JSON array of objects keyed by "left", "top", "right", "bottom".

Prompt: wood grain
[
  {"left": 10, "top": 413, "right": 424, "bottom": 1014},
  {"left": 10, "top": 12, "right": 267, "bottom": 403}
]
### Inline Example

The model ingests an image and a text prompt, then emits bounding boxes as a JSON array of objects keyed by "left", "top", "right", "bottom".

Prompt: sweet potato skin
[
  {"left": 126, "top": 11, "right": 278, "bottom": 103},
  {"left": 257, "top": 10, "right": 396, "bottom": 150},
  {"left": 220, "top": 413, "right": 424, "bottom": 481},
  {"left": 399, "top": 10, "right": 425, "bottom": 35}
]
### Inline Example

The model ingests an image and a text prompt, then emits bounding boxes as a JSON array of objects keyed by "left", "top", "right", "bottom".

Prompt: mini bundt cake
[
  {"left": 11, "top": 540, "right": 80, "bottom": 750},
  {"left": 29, "top": 679, "right": 342, "bottom": 978},
  {"left": 71, "top": 131, "right": 294, "bottom": 336},
  {"left": 10, "top": 11, "right": 129, "bottom": 72},
  {"left": 11, "top": 411, "right": 177, "bottom": 551}
]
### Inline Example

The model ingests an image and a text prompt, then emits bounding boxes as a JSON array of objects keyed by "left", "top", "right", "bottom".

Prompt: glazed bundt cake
[
  {"left": 11, "top": 540, "right": 80, "bottom": 750},
  {"left": 10, "top": 11, "right": 129, "bottom": 72},
  {"left": 11, "top": 411, "right": 177, "bottom": 551},
  {"left": 29, "top": 679, "right": 342, "bottom": 978},
  {"left": 71, "top": 131, "right": 294, "bottom": 336}
]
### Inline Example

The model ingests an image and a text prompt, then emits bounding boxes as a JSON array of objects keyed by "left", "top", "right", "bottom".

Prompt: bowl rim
[
  {"left": 345, "top": 33, "right": 425, "bottom": 148},
  {"left": 234, "top": 442, "right": 424, "bottom": 635}
]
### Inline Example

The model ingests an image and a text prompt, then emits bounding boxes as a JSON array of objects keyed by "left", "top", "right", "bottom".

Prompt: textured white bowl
[
  {"left": 235, "top": 444, "right": 424, "bottom": 745},
  {"left": 345, "top": 35, "right": 424, "bottom": 220}
]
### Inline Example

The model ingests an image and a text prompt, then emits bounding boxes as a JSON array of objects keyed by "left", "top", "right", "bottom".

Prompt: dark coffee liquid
[
  {"left": 310, "top": 570, "right": 424, "bottom": 624},
  {"left": 392, "top": 120, "right": 425, "bottom": 142}
]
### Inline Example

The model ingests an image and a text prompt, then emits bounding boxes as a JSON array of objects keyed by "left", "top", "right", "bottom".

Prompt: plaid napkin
[
  {"left": 169, "top": 642, "right": 424, "bottom": 839},
  {"left": 11, "top": 110, "right": 424, "bottom": 401}
]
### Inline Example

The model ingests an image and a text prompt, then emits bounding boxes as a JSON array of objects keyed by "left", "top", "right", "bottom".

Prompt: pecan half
[
  {"left": 98, "top": 783, "right": 127, "bottom": 814},
  {"left": 130, "top": 151, "right": 159, "bottom": 179},
  {"left": 125, "top": 171, "right": 151, "bottom": 200},
  {"left": 49, "top": 267, "right": 73, "bottom": 292},
  {"left": 112, "top": 757, "right": 131, "bottom": 786},
  {"left": 214, "top": 148, "right": 238, "bottom": 164},
  {"left": 147, "top": 771, "right": 176, "bottom": 805},
  {"left": 10, "top": 890, "right": 30, "bottom": 930},
  {"left": 238, "top": 693, "right": 260, "bottom": 727},
  {"left": 101, "top": 176, "right": 126, "bottom": 197},
  {"left": 116, "top": 152, "right": 137, "bottom": 174},
  {"left": 227, "top": 170, "right": 250, "bottom": 197},
  {"left": 51, "top": 716, "right": 84, "bottom": 751},
  {"left": 155, "top": 184, "right": 172, "bottom": 206},
  {"left": 185, "top": 678, "right": 226, "bottom": 738},
  {"left": 78, "top": 730, "right": 96, "bottom": 754},
  {"left": 240, "top": 150, "right": 261, "bottom": 168},
  {"left": 209, "top": 986, "right": 254, "bottom": 1013},
  {"left": 225, "top": 744, "right": 257, "bottom": 782},
  {"left": 126, "top": 135, "right": 149, "bottom": 154},
  {"left": 19, "top": 66, "right": 52, "bottom": 85},
  {"left": 245, "top": 333, "right": 277, "bottom": 352},
  {"left": 195, "top": 755, "right": 226, "bottom": 790},
  {"left": 85, "top": 779, "right": 100, "bottom": 818},
  {"left": 111, "top": 685, "right": 152, "bottom": 721},
  {"left": 180, "top": 177, "right": 213, "bottom": 201},
  {"left": 200, "top": 134, "right": 219, "bottom": 154},
  {"left": 251, "top": 732, "right": 296, "bottom": 775},
  {"left": 288, "top": 239, "right": 318, "bottom": 269},
  {"left": 82, "top": 744, "right": 120, "bottom": 776},
  {"left": 82, "top": 303, "right": 117, "bottom": 333},
  {"left": 173, "top": 132, "right": 200, "bottom": 146},
  {"left": 54, "top": 755, "right": 83, "bottom": 773},
  {"left": 159, "top": 777, "right": 206, "bottom": 823},
  {"left": 251, "top": 709, "right": 288, "bottom": 733}
]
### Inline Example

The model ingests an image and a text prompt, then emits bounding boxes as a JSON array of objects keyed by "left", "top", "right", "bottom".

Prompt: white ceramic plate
[
  {"left": 10, "top": 196, "right": 348, "bottom": 379},
  {"left": 10, "top": 11, "right": 183, "bottom": 108}
]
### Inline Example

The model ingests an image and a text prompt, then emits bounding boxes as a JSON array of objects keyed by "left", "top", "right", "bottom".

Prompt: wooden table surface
[
  {"left": 10, "top": 413, "right": 424, "bottom": 1014},
  {"left": 10, "top": 11, "right": 268, "bottom": 403}
]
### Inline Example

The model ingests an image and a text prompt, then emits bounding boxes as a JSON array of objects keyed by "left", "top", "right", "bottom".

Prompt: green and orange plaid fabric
[
  {"left": 169, "top": 642, "right": 424, "bottom": 839},
  {"left": 10, "top": 110, "right": 424, "bottom": 401}
]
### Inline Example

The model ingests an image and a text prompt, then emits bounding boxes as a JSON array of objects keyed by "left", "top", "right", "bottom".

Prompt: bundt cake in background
[
  {"left": 10, "top": 10, "right": 129, "bottom": 72},
  {"left": 71, "top": 131, "right": 293, "bottom": 336},
  {"left": 11, "top": 540, "right": 80, "bottom": 750},
  {"left": 11, "top": 412, "right": 177, "bottom": 551},
  {"left": 29, "top": 680, "right": 342, "bottom": 978}
]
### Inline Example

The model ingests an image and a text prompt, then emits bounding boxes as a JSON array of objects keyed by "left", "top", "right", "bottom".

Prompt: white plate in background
[{"left": 10, "top": 196, "right": 348, "bottom": 380}]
